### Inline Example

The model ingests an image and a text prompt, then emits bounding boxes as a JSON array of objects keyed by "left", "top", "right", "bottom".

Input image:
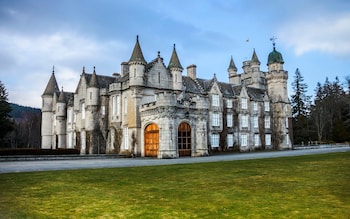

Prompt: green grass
[{"left": 0, "top": 152, "right": 349, "bottom": 218}]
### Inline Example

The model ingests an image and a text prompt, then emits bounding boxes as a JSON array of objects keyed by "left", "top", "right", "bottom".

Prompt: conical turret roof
[
  {"left": 89, "top": 66, "right": 99, "bottom": 87},
  {"left": 58, "top": 87, "right": 65, "bottom": 103},
  {"left": 129, "top": 35, "right": 146, "bottom": 64},
  {"left": 227, "top": 56, "right": 237, "bottom": 71},
  {"left": 251, "top": 49, "right": 260, "bottom": 65},
  {"left": 43, "top": 67, "right": 59, "bottom": 96},
  {"left": 168, "top": 44, "right": 183, "bottom": 70}
]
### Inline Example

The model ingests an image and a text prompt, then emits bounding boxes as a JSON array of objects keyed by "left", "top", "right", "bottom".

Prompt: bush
[{"left": 0, "top": 148, "right": 80, "bottom": 156}]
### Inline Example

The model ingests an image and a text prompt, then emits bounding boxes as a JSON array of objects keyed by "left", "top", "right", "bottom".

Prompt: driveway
[{"left": 1, "top": 146, "right": 349, "bottom": 174}]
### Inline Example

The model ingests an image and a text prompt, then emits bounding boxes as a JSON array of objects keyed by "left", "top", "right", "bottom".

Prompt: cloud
[
  {"left": 278, "top": 13, "right": 350, "bottom": 56},
  {"left": 0, "top": 30, "right": 127, "bottom": 107}
]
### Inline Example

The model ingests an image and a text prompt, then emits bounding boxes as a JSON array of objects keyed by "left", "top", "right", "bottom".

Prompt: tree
[
  {"left": 0, "top": 81, "right": 13, "bottom": 142},
  {"left": 290, "top": 68, "right": 311, "bottom": 144},
  {"left": 291, "top": 68, "right": 311, "bottom": 118}
]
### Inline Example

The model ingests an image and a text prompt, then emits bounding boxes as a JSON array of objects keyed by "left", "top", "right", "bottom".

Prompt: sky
[{"left": 1, "top": 0, "right": 349, "bottom": 108}]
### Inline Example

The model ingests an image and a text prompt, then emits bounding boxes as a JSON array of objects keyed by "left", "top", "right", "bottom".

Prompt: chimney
[
  {"left": 121, "top": 62, "right": 129, "bottom": 76},
  {"left": 187, "top": 64, "right": 197, "bottom": 80}
]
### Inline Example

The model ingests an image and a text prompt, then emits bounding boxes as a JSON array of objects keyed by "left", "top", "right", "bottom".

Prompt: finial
[
  {"left": 173, "top": 43, "right": 176, "bottom": 49},
  {"left": 82, "top": 66, "right": 85, "bottom": 74},
  {"left": 157, "top": 51, "right": 160, "bottom": 58},
  {"left": 61, "top": 86, "right": 64, "bottom": 92},
  {"left": 136, "top": 35, "right": 139, "bottom": 41},
  {"left": 270, "top": 36, "right": 277, "bottom": 48},
  {"left": 52, "top": 65, "right": 55, "bottom": 74},
  {"left": 93, "top": 66, "right": 96, "bottom": 73}
]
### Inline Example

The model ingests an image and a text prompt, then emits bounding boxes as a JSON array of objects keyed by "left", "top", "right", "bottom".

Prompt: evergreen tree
[
  {"left": 291, "top": 68, "right": 310, "bottom": 118},
  {"left": 290, "top": 68, "right": 311, "bottom": 144},
  {"left": 0, "top": 81, "right": 13, "bottom": 141}
]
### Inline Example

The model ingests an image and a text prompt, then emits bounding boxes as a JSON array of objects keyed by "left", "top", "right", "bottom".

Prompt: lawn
[{"left": 0, "top": 152, "right": 349, "bottom": 218}]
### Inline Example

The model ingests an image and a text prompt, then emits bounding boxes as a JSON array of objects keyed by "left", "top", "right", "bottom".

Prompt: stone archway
[
  {"left": 178, "top": 122, "right": 191, "bottom": 156},
  {"left": 144, "top": 123, "right": 159, "bottom": 157}
]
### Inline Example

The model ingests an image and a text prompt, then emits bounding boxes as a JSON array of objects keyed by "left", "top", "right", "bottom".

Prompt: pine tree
[
  {"left": 291, "top": 68, "right": 310, "bottom": 118},
  {"left": 290, "top": 68, "right": 311, "bottom": 144},
  {"left": 0, "top": 80, "right": 14, "bottom": 141}
]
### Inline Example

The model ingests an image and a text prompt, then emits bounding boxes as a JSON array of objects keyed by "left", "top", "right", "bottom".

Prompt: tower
[
  {"left": 129, "top": 35, "right": 147, "bottom": 86},
  {"left": 266, "top": 38, "right": 292, "bottom": 150},
  {"left": 41, "top": 67, "right": 59, "bottom": 149},
  {"left": 56, "top": 87, "right": 66, "bottom": 148},
  {"left": 168, "top": 44, "right": 183, "bottom": 90},
  {"left": 228, "top": 56, "right": 238, "bottom": 84},
  {"left": 85, "top": 67, "right": 101, "bottom": 154}
]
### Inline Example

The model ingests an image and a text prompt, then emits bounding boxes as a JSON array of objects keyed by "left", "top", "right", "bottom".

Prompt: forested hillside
[{"left": 1, "top": 103, "right": 41, "bottom": 148}]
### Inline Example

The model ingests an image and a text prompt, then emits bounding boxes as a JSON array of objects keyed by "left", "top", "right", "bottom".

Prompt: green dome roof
[{"left": 268, "top": 47, "right": 284, "bottom": 65}]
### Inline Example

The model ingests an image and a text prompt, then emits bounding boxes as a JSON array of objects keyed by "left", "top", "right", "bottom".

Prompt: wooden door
[
  {"left": 144, "top": 123, "right": 159, "bottom": 157},
  {"left": 178, "top": 123, "right": 191, "bottom": 156}
]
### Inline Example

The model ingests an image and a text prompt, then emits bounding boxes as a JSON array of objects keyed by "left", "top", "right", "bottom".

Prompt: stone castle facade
[{"left": 41, "top": 36, "right": 292, "bottom": 158}]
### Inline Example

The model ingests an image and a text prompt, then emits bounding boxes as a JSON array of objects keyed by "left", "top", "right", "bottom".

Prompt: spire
[
  {"left": 43, "top": 68, "right": 59, "bottom": 95},
  {"left": 58, "top": 87, "right": 65, "bottom": 103},
  {"left": 227, "top": 56, "right": 237, "bottom": 72},
  {"left": 89, "top": 66, "right": 99, "bottom": 87},
  {"left": 251, "top": 49, "right": 260, "bottom": 65},
  {"left": 168, "top": 44, "right": 183, "bottom": 70},
  {"left": 129, "top": 35, "right": 146, "bottom": 65}
]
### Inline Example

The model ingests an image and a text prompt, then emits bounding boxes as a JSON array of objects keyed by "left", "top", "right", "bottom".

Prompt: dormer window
[
  {"left": 212, "top": 94, "right": 219, "bottom": 107},
  {"left": 241, "top": 98, "right": 247, "bottom": 110},
  {"left": 226, "top": 99, "right": 232, "bottom": 108}
]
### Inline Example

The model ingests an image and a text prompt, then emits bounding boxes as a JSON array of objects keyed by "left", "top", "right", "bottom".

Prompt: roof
[
  {"left": 84, "top": 73, "right": 115, "bottom": 89},
  {"left": 227, "top": 56, "right": 237, "bottom": 71},
  {"left": 268, "top": 46, "right": 284, "bottom": 65},
  {"left": 128, "top": 35, "right": 146, "bottom": 64},
  {"left": 89, "top": 68, "right": 100, "bottom": 88},
  {"left": 168, "top": 44, "right": 183, "bottom": 70},
  {"left": 43, "top": 71, "right": 59, "bottom": 96},
  {"left": 251, "top": 49, "right": 261, "bottom": 64}
]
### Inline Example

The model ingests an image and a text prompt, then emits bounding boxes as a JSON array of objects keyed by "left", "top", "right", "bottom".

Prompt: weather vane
[{"left": 270, "top": 36, "right": 277, "bottom": 47}]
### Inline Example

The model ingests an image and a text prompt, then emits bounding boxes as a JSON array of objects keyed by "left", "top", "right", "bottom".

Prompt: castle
[{"left": 41, "top": 36, "right": 292, "bottom": 158}]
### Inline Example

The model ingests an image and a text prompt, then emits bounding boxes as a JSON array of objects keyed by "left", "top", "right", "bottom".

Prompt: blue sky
[{"left": 1, "top": 0, "right": 349, "bottom": 108}]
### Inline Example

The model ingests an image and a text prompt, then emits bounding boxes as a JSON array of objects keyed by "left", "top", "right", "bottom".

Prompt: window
[
  {"left": 124, "top": 97, "right": 128, "bottom": 114},
  {"left": 81, "top": 103, "right": 85, "bottom": 119},
  {"left": 116, "top": 96, "right": 120, "bottom": 115},
  {"left": 253, "top": 102, "right": 258, "bottom": 111},
  {"left": 254, "top": 134, "right": 260, "bottom": 146},
  {"left": 227, "top": 134, "right": 233, "bottom": 147},
  {"left": 53, "top": 115, "right": 56, "bottom": 126},
  {"left": 212, "top": 94, "right": 219, "bottom": 107},
  {"left": 241, "top": 115, "right": 248, "bottom": 128},
  {"left": 73, "top": 112, "right": 77, "bottom": 123},
  {"left": 124, "top": 128, "right": 129, "bottom": 149},
  {"left": 101, "top": 106, "right": 105, "bottom": 116},
  {"left": 286, "top": 135, "right": 289, "bottom": 145},
  {"left": 265, "top": 134, "right": 271, "bottom": 146},
  {"left": 211, "top": 134, "right": 219, "bottom": 147},
  {"left": 68, "top": 108, "right": 72, "bottom": 123},
  {"left": 227, "top": 114, "right": 233, "bottom": 127},
  {"left": 90, "top": 92, "right": 92, "bottom": 100},
  {"left": 253, "top": 116, "right": 258, "bottom": 128},
  {"left": 226, "top": 99, "right": 232, "bottom": 108},
  {"left": 241, "top": 98, "right": 247, "bottom": 110},
  {"left": 241, "top": 134, "right": 248, "bottom": 146},
  {"left": 264, "top": 101, "right": 270, "bottom": 111},
  {"left": 264, "top": 116, "right": 270, "bottom": 129},
  {"left": 286, "top": 117, "right": 289, "bottom": 128},
  {"left": 112, "top": 96, "right": 116, "bottom": 115},
  {"left": 212, "top": 113, "right": 220, "bottom": 127}
]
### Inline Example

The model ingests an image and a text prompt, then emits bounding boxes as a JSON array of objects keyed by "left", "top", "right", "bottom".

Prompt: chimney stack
[{"left": 187, "top": 64, "right": 197, "bottom": 80}]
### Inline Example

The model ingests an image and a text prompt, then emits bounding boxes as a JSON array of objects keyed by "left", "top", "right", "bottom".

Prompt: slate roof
[
  {"left": 84, "top": 73, "right": 116, "bottom": 89},
  {"left": 43, "top": 72, "right": 59, "bottom": 95},
  {"left": 129, "top": 36, "right": 146, "bottom": 64},
  {"left": 168, "top": 45, "right": 183, "bottom": 70}
]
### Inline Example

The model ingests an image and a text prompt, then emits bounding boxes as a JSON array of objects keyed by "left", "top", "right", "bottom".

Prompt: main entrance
[
  {"left": 144, "top": 123, "right": 159, "bottom": 157},
  {"left": 178, "top": 123, "right": 191, "bottom": 156}
]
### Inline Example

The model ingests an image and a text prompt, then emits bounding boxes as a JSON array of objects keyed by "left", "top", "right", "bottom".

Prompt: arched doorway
[
  {"left": 178, "top": 122, "right": 191, "bottom": 156},
  {"left": 144, "top": 123, "right": 159, "bottom": 157}
]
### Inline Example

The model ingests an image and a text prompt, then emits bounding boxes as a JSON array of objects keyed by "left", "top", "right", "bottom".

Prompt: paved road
[{"left": 1, "top": 147, "right": 349, "bottom": 174}]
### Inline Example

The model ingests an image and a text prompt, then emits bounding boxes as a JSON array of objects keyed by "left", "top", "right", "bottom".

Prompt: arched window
[{"left": 178, "top": 123, "right": 191, "bottom": 156}]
